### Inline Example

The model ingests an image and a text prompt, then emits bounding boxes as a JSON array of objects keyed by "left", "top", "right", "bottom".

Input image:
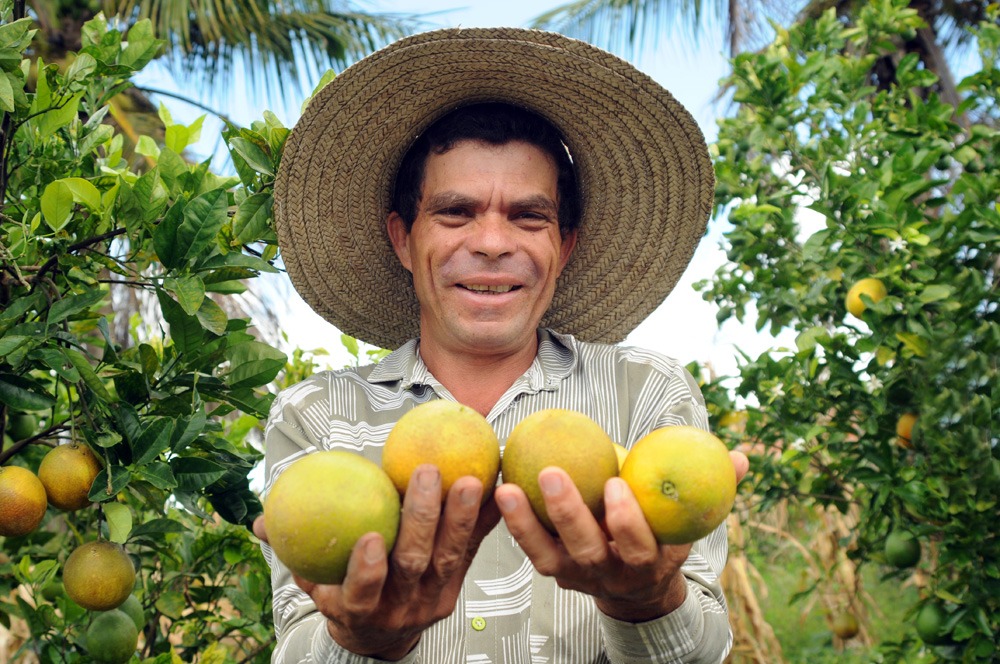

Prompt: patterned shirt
[{"left": 261, "top": 329, "right": 733, "bottom": 663}]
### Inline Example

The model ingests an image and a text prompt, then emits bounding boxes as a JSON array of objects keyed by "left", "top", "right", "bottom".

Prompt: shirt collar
[{"left": 366, "top": 328, "right": 579, "bottom": 394}]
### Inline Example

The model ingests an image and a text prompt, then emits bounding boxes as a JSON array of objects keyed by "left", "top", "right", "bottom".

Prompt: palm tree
[{"left": 530, "top": 0, "right": 989, "bottom": 116}]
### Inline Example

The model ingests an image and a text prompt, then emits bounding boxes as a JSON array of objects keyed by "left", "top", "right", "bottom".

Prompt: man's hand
[
  {"left": 254, "top": 464, "right": 501, "bottom": 660},
  {"left": 495, "top": 450, "right": 749, "bottom": 623}
]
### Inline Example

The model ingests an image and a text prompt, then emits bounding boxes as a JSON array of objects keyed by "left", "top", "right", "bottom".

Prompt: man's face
[{"left": 388, "top": 139, "right": 577, "bottom": 359}]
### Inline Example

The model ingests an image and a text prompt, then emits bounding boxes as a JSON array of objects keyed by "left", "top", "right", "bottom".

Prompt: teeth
[{"left": 464, "top": 284, "right": 514, "bottom": 293}]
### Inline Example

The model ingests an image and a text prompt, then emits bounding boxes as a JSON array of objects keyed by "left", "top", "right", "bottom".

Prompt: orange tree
[
  {"left": 699, "top": 0, "right": 998, "bottom": 661},
  {"left": 0, "top": 6, "right": 289, "bottom": 661}
]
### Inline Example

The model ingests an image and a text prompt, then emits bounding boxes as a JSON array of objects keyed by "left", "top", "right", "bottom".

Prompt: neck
[{"left": 417, "top": 336, "right": 539, "bottom": 417}]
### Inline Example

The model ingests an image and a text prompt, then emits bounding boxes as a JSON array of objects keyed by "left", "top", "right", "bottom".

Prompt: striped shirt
[{"left": 262, "top": 329, "right": 733, "bottom": 663}]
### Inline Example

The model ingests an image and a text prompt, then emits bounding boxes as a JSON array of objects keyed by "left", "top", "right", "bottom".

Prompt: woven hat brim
[{"left": 274, "top": 28, "right": 714, "bottom": 350}]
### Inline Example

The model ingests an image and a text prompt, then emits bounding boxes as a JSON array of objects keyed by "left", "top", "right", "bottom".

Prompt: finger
[
  {"left": 430, "top": 476, "right": 483, "bottom": 580},
  {"left": 338, "top": 531, "right": 389, "bottom": 615},
  {"left": 537, "top": 467, "right": 610, "bottom": 568},
  {"left": 391, "top": 464, "right": 442, "bottom": 584},
  {"left": 252, "top": 515, "right": 268, "bottom": 543},
  {"left": 730, "top": 450, "right": 750, "bottom": 484},
  {"left": 602, "top": 478, "right": 659, "bottom": 568},
  {"left": 495, "top": 482, "right": 564, "bottom": 577}
]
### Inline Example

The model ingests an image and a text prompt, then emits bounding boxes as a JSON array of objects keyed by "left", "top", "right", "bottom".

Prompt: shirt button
[{"left": 471, "top": 616, "right": 487, "bottom": 631}]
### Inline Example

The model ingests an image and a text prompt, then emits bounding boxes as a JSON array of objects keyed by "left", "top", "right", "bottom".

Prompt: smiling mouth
[{"left": 459, "top": 284, "right": 521, "bottom": 294}]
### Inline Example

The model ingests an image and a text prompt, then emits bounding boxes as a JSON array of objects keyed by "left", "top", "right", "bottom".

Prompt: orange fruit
[
  {"left": 501, "top": 409, "right": 618, "bottom": 533},
  {"left": 884, "top": 530, "right": 921, "bottom": 568},
  {"left": 63, "top": 541, "right": 136, "bottom": 611},
  {"left": 845, "top": 278, "right": 887, "bottom": 317},
  {"left": 264, "top": 450, "right": 400, "bottom": 584},
  {"left": 612, "top": 443, "right": 629, "bottom": 471},
  {"left": 85, "top": 608, "right": 139, "bottom": 663},
  {"left": 895, "top": 413, "right": 918, "bottom": 448},
  {"left": 38, "top": 443, "right": 102, "bottom": 511},
  {"left": 382, "top": 400, "right": 500, "bottom": 500},
  {"left": 915, "top": 601, "right": 949, "bottom": 645},
  {"left": 0, "top": 465, "right": 48, "bottom": 537},
  {"left": 620, "top": 426, "right": 736, "bottom": 545},
  {"left": 832, "top": 611, "right": 860, "bottom": 639}
]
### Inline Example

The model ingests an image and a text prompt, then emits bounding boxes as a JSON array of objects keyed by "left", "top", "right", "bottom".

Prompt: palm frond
[
  {"left": 105, "top": 0, "right": 423, "bottom": 110},
  {"left": 529, "top": 0, "right": 734, "bottom": 59}
]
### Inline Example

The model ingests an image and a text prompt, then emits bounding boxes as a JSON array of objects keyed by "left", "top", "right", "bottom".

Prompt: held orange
[
  {"left": 501, "top": 409, "right": 618, "bottom": 533},
  {"left": 382, "top": 400, "right": 500, "bottom": 500},
  {"left": 264, "top": 450, "right": 400, "bottom": 584},
  {"left": 612, "top": 443, "right": 629, "bottom": 472},
  {"left": 0, "top": 465, "right": 48, "bottom": 537},
  {"left": 620, "top": 426, "right": 736, "bottom": 545}
]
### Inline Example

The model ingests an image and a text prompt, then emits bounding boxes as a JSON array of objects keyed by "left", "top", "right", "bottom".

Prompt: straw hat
[{"left": 274, "top": 27, "right": 714, "bottom": 350}]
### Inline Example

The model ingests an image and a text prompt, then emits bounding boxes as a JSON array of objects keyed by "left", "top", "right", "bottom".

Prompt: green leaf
[
  {"left": 232, "top": 192, "right": 273, "bottom": 244},
  {"left": 88, "top": 466, "right": 131, "bottom": 503},
  {"left": 171, "top": 407, "right": 207, "bottom": 452},
  {"left": 177, "top": 189, "right": 229, "bottom": 266},
  {"left": 895, "top": 332, "right": 929, "bottom": 358},
  {"left": 47, "top": 289, "right": 106, "bottom": 325},
  {"left": 0, "top": 373, "right": 55, "bottom": 411},
  {"left": 157, "top": 290, "right": 204, "bottom": 354},
  {"left": 119, "top": 19, "right": 162, "bottom": 69},
  {"left": 136, "top": 462, "right": 176, "bottom": 492},
  {"left": 62, "top": 348, "right": 114, "bottom": 402},
  {"left": 223, "top": 340, "right": 286, "bottom": 388},
  {"left": 0, "top": 72, "right": 13, "bottom": 112},
  {"left": 135, "top": 135, "right": 160, "bottom": 158},
  {"left": 153, "top": 198, "right": 185, "bottom": 268},
  {"left": 37, "top": 92, "right": 83, "bottom": 141},
  {"left": 163, "top": 275, "right": 206, "bottom": 316},
  {"left": 229, "top": 137, "right": 274, "bottom": 176},
  {"left": 40, "top": 180, "right": 73, "bottom": 231},
  {"left": 0, "top": 335, "right": 31, "bottom": 359},
  {"left": 195, "top": 297, "right": 228, "bottom": 336},
  {"left": 132, "top": 418, "right": 174, "bottom": 466},
  {"left": 130, "top": 517, "right": 186, "bottom": 540},
  {"left": 171, "top": 457, "right": 227, "bottom": 491},
  {"left": 918, "top": 284, "right": 953, "bottom": 303},
  {"left": 103, "top": 503, "right": 132, "bottom": 544}
]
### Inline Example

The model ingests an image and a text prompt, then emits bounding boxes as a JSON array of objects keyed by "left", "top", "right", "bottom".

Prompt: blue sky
[{"left": 137, "top": 0, "right": 785, "bottom": 378}]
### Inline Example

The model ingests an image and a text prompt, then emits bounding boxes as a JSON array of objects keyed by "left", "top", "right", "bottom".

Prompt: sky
[{"left": 137, "top": 0, "right": 792, "bottom": 381}]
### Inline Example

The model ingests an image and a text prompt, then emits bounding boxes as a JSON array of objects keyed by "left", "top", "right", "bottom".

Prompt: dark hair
[{"left": 391, "top": 102, "right": 580, "bottom": 235}]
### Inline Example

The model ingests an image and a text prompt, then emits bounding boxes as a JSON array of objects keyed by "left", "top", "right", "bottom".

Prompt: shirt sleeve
[
  {"left": 598, "top": 357, "right": 733, "bottom": 663},
  {"left": 262, "top": 377, "right": 419, "bottom": 664}
]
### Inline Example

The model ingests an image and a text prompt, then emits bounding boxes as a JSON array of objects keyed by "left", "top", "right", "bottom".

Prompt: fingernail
[
  {"left": 606, "top": 478, "right": 625, "bottom": 504},
  {"left": 539, "top": 472, "right": 563, "bottom": 496},
  {"left": 364, "top": 537, "right": 383, "bottom": 564},
  {"left": 460, "top": 485, "right": 480, "bottom": 507},
  {"left": 496, "top": 493, "right": 517, "bottom": 513},
  {"left": 416, "top": 466, "right": 440, "bottom": 491}
]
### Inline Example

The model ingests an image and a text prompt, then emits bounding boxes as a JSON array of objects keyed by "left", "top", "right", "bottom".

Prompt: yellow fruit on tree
[
  {"left": 38, "top": 443, "right": 102, "bottom": 511},
  {"left": 832, "top": 611, "right": 860, "bottom": 639},
  {"left": 501, "top": 409, "right": 618, "bottom": 533},
  {"left": 63, "top": 541, "right": 136, "bottom": 611},
  {"left": 845, "top": 278, "right": 887, "bottom": 317},
  {"left": 264, "top": 450, "right": 401, "bottom": 584},
  {"left": 612, "top": 443, "right": 629, "bottom": 472},
  {"left": 620, "top": 426, "right": 736, "bottom": 545},
  {"left": 382, "top": 400, "right": 500, "bottom": 500},
  {"left": 895, "top": 413, "right": 918, "bottom": 449},
  {"left": 0, "top": 465, "right": 48, "bottom": 537},
  {"left": 86, "top": 608, "right": 139, "bottom": 664}
]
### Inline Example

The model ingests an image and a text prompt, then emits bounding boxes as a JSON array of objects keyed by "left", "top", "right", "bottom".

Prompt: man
[{"left": 255, "top": 27, "right": 749, "bottom": 663}]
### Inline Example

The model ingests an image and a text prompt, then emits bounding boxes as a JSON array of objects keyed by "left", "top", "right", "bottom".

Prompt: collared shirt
[{"left": 262, "top": 329, "right": 733, "bottom": 663}]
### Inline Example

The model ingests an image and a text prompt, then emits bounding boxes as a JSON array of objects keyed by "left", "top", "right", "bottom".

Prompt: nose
[{"left": 470, "top": 213, "right": 516, "bottom": 259}]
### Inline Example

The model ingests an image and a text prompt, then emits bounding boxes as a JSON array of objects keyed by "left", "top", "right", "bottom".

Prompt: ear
[
  {"left": 386, "top": 212, "right": 413, "bottom": 273},
  {"left": 557, "top": 228, "right": 578, "bottom": 273}
]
